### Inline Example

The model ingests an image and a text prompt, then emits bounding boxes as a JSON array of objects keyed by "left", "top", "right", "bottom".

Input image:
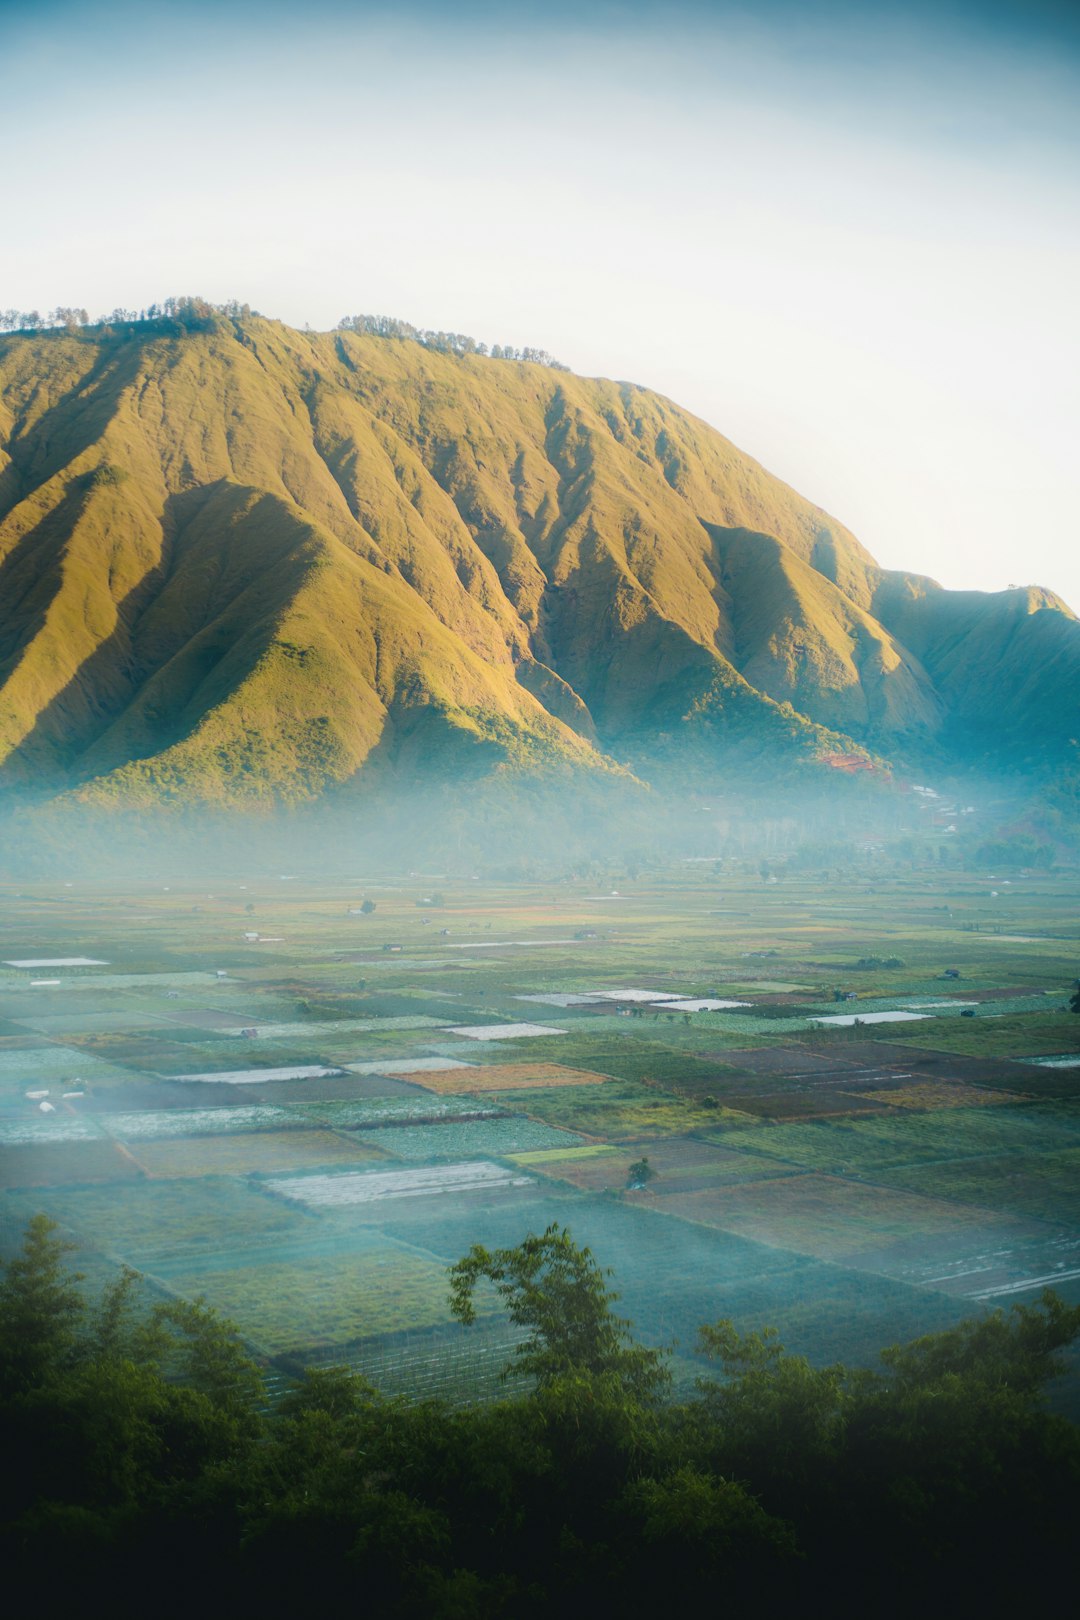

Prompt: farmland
[{"left": 0, "top": 860, "right": 1077, "bottom": 1402}]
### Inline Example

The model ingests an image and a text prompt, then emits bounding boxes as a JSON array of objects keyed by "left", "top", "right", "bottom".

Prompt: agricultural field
[{"left": 0, "top": 861, "right": 1077, "bottom": 1402}]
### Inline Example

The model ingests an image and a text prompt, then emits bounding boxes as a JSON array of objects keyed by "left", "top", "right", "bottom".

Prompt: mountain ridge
[{"left": 0, "top": 311, "right": 1075, "bottom": 810}]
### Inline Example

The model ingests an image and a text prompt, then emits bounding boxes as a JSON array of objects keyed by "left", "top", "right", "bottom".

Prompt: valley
[{"left": 3, "top": 858, "right": 1077, "bottom": 1405}]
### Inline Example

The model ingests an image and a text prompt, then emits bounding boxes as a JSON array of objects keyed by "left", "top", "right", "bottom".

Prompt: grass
[
  {"left": 166, "top": 1245, "right": 460, "bottom": 1354},
  {"left": 4, "top": 1176, "right": 317, "bottom": 1262},
  {"left": 491, "top": 1079, "right": 751, "bottom": 1140},
  {"left": 704, "top": 1103, "right": 1080, "bottom": 1175},
  {"left": 899, "top": 1013, "right": 1080, "bottom": 1058},
  {"left": 877, "top": 1148, "right": 1080, "bottom": 1227},
  {"left": 352, "top": 1116, "right": 585, "bottom": 1159}
]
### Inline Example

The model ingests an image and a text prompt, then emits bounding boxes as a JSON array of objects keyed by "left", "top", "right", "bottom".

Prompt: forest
[{"left": 3, "top": 1214, "right": 1078, "bottom": 1619}]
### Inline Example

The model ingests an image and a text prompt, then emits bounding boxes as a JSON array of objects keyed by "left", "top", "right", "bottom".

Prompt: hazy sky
[{"left": 2, "top": 0, "right": 1078, "bottom": 608}]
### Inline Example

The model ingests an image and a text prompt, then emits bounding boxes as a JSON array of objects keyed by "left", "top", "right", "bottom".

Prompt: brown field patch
[
  {"left": 722, "top": 1088, "right": 894, "bottom": 1122},
  {"left": 711, "top": 1047, "right": 874, "bottom": 1076},
  {"left": 409, "top": 1063, "right": 609, "bottom": 1094},
  {"left": 655, "top": 1174, "right": 1018, "bottom": 1260},
  {"left": 529, "top": 1136, "right": 802, "bottom": 1193},
  {"left": 0, "top": 1139, "right": 144, "bottom": 1189},
  {"left": 853, "top": 1081, "right": 1022, "bottom": 1111},
  {"left": 131, "top": 1130, "right": 391, "bottom": 1178}
]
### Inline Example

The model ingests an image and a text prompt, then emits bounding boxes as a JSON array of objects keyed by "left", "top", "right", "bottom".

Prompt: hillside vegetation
[{"left": 0, "top": 311, "right": 1075, "bottom": 808}]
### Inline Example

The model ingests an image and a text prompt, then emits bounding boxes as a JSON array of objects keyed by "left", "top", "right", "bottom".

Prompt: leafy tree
[
  {"left": 626, "top": 1156, "right": 656, "bottom": 1189},
  {"left": 691, "top": 1320, "right": 854, "bottom": 1513},
  {"left": 0, "top": 1214, "right": 84, "bottom": 1394},
  {"left": 449, "top": 1224, "right": 668, "bottom": 1399},
  {"left": 276, "top": 1364, "right": 376, "bottom": 1421},
  {"left": 876, "top": 1286, "right": 1080, "bottom": 1396},
  {"left": 360, "top": 898, "right": 376, "bottom": 914}
]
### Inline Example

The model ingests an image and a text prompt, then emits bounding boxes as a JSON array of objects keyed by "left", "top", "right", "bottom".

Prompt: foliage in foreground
[{"left": 2, "top": 1216, "right": 1079, "bottom": 1618}]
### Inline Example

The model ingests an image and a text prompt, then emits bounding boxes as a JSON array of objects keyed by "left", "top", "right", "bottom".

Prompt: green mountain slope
[{"left": 0, "top": 312, "right": 1075, "bottom": 808}]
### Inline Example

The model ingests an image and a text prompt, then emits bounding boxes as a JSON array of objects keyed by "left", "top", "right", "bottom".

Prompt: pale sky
[{"left": 2, "top": 0, "right": 1078, "bottom": 609}]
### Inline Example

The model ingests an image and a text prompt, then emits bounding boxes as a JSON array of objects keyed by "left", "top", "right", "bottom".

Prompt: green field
[{"left": 1, "top": 864, "right": 1077, "bottom": 1398}]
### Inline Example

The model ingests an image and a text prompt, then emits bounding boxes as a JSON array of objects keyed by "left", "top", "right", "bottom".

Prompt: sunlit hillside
[{"left": 0, "top": 308, "right": 1076, "bottom": 809}]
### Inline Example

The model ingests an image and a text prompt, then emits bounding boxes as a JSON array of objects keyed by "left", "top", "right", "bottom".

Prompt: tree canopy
[{"left": 1, "top": 1215, "right": 1078, "bottom": 1618}]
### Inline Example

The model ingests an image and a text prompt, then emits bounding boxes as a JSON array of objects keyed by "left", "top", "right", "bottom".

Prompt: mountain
[{"left": 0, "top": 310, "right": 1075, "bottom": 811}]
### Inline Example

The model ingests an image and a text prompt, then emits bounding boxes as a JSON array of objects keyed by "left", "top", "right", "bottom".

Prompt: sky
[{"left": 1, "top": 0, "right": 1078, "bottom": 608}]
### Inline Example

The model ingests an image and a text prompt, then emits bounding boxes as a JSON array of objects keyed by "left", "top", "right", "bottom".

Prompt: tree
[
  {"left": 449, "top": 1224, "right": 668, "bottom": 1398},
  {"left": 1070, "top": 981, "right": 1080, "bottom": 1013},
  {"left": 626, "top": 1156, "right": 656, "bottom": 1190},
  {"left": 360, "top": 898, "right": 376, "bottom": 915},
  {"left": 0, "top": 1214, "right": 84, "bottom": 1394}
]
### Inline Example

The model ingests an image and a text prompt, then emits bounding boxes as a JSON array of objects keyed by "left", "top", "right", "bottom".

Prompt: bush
[{"left": 88, "top": 464, "right": 129, "bottom": 489}]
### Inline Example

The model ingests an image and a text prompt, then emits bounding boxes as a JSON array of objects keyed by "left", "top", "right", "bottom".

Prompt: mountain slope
[{"left": 0, "top": 313, "right": 1075, "bottom": 807}]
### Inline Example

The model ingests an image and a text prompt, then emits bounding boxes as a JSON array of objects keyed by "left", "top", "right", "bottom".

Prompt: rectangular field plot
[
  {"left": 268, "top": 1161, "right": 532, "bottom": 1209},
  {"left": 877, "top": 1147, "right": 1080, "bottom": 1228},
  {"left": 410, "top": 1063, "right": 611, "bottom": 1094},
  {"left": 494, "top": 1080, "right": 751, "bottom": 1140},
  {"left": 339, "top": 1318, "right": 534, "bottom": 1405},
  {"left": 809, "top": 1011, "right": 932, "bottom": 1027},
  {"left": 379, "top": 1196, "right": 964, "bottom": 1367},
  {"left": 465, "top": 1033, "right": 730, "bottom": 1087},
  {"left": 508, "top": 1144, "right": 624, "bottom": 1168},
  {"left": 170, "top": 1064, "right": 343, "bottom": 1084},
  {"left": 16, "top": 1011, "right": 172, "bottom": 1036},
  {"left": 448, "top": 1023, "right": 568, "bottom": 1040},
  {"left": 381, "top": 1195, "right": 800, "bottom": 1283},
  {"left": 3, "top": 957, "right": 109, "bottom": 968},
  {"left": 513, "top": 993, "right": 605, "bottom": 1007},
  {"left": 345, "top": 1057, "right": 476, "bottom": 1075},
  {"left": 246, "top": 1016, "right": 451, "bottom": 1039},
  {"left": 4, "top": 1176, "right": 319, "bottom": 1263},
  {"left": 0, "top": 1138, "right": 145, "bottom": 1189},
  {"left": 165, "top": 1247, "right": 458, "bottom": 1354},
  {"left": 352, "top": 1117, "right": 586, "bottom": 1160},
  {"left": 0, "top": 1113, "right": 105, "bottom": 1145},
  {"left": 654, "top": 1174, "right": 1024, "bottom": 1263},
  {"left": 49, "top": 1035, "right": 234, "bottom": 1074},
  {"left": 131, "top": 1130, "right": 392, "bottom": 1178},
  {"left": 899, "top": 1013, "right": 1080, "bottom": 1059},
  {"left": 518, "top": 1135, "right": 797, "bottom": 1193},
  {"left": 100, "top": 1105, "right": 295, "bottom": 1140},
  {"left": 705, "top": 1103, "right": 1080, "bottom": 1175},
  {"left": 712, "top": 1088, "right": 896, "bottom": 1122},
  {"left": 691, "top": 1266, "right": 966, "bottom": 1368},
  {"left": 297, "top": 1094, "right": 502, "bottom": 1128},
  {"left": 0, "top": 1046, "right": 129, "bottom": 1085},
  {"left": 853, "top": 1080, "right": 1023, "bottom": 1111}
]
